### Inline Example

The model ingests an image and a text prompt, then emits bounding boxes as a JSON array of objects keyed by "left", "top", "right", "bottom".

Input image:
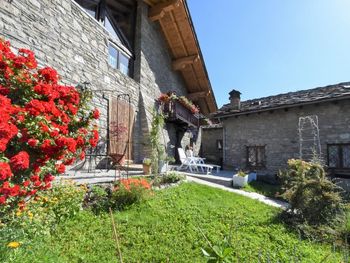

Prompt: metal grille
[
  {"left": 247, "top": 146, "right": 266, "bottom": 168},
  {"left": 328, "top": 145, "right": 340, "bottom": 168},
  {"left": 342, "top": 145, "right": 350, "bottom": 168}
]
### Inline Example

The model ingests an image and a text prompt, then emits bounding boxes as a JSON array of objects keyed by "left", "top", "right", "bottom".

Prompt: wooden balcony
[{"left": 163, "top": 100, "right": 199, "bottom": 127}]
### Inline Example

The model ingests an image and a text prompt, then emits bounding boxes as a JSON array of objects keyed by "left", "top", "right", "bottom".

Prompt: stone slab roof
[{"left": 215, "top": 82, "right": 350, "bottom": 117}]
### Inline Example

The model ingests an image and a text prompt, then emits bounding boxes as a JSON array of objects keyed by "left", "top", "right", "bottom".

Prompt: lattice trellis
[{"left": 298, "top": 115, "right": 322, "bottom": 162}]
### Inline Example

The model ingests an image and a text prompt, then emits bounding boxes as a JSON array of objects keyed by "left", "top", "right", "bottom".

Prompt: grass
[
  {"left": 242, "top": 180, "right": 282, "bottom": 199},
  {"left": 3, "top": 183, "right": 342, "bottom": 262}
]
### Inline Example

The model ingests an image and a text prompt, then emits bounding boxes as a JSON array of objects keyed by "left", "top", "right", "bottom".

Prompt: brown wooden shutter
[{"left": 109, "top": 97, "right": 135, "bottom": 160}]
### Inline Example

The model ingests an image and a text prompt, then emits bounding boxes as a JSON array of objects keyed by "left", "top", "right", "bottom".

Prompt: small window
[
  {"left": 246, "top": 146, "right": 266, "bottom": 168},
  {"left": 108, "top": 43, "right": 131, "bottom": 76},
  {"left": 328, "top": 144, "right": 350, "bottom": 169}
]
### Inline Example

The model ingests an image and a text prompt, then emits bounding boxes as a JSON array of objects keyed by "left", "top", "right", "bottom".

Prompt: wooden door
[{"left": 109, "top": 97, "right": 135, "bottom": 160}]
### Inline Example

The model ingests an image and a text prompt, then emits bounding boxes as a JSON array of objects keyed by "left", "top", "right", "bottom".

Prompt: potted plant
[
  {"left": 143, "top": 158, "right": 152, "bottom": 175},
  {"left": 232, "top": 170, "right": 249, "bottom": 187}
]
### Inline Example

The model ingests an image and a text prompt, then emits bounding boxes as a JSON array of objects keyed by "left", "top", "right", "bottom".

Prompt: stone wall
[
  {"left": 222, "top": 100, "right": 350, "bottom": 175},
  {"left": 0, "top": 0, "right": 195, "bottom": 163},
  {"left": 134, "top": 1, "right": 191, "bottom": 161},
  {"left": 0, "top": 0, "right": 139, "bottom": 142},
  {"left": 201, "top": 126, "right": 223, "bottom": 165}
]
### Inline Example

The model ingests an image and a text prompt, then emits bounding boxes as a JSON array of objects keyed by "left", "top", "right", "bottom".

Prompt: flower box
[
  {"left": 163, "top": 100, "right": 199, "bottom": 127},
  {"left": 232, "top": 173, "right": 249, "bottom": 187}
]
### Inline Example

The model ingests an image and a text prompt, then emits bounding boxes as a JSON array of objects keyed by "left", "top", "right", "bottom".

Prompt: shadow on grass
[{"left": 240, "top": 180, "right": 284, "bottom": 200}]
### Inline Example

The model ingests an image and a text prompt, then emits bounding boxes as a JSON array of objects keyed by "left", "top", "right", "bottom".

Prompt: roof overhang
[{"left": 143, "top": 0, "right": 218, "bottom": 115}]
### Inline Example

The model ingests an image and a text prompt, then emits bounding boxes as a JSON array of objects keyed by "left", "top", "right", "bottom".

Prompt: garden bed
[{"left": 1, "top": 183, "right": 342, "bottom": 262}]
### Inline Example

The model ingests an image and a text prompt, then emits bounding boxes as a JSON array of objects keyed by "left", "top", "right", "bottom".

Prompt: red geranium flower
[
  {"left": 0, "top": 162, "right": 12, "bottom": 181},
  {"left": 0, "top": 196, "right": 6, "bottom": 204},
  {"left": 10, "top": 151, "right": 30, "bottom": 171},
  {"left": 92, "top": 108, "right": 100, "bottom": 119},
  {"left": 56, "top": 163, "right": 66, "bottom": 174}
]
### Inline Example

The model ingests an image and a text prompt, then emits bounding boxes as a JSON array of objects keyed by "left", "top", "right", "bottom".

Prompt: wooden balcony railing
[{"left": 163, "top": 100, "right": 199, "bottom": 127}]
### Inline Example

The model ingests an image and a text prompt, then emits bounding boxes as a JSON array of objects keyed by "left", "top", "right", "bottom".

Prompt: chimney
[{"left": 229, "top": 89, "right": 241, "bottom": 110}]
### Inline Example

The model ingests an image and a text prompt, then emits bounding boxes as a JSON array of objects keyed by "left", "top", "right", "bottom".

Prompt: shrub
[
  {"left": 0, "top": 38, "right": 98, "bottom": 212},
  {"left": 83, "top": 185, "right": 110, "bottom": 214},
  {"left": 237, "top": 170, "right": 247, "bottom": 177},
  {"left": 153, "top": 172, "right": 186, "bottom": 186},
  {"left": 279, "top": 159, "right": 344, "bottom": 239},
  {"left": 0, "top": 180, "right": 86, "bottom": 251},
  {"left": 110, "top": 178, "right": 151, "bottom": 210}
]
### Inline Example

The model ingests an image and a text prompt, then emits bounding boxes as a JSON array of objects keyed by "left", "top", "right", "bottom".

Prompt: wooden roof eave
[{"left": 143, "top": 0, "right": 218, "bottom": 115}]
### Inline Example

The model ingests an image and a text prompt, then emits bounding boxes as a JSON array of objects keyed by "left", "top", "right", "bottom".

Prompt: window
[
  {"left": 75, "top": 0, "right": 98, "bottom": 19},
  {"left": 328, "top": 144, "right": 350, "bottom": 169},
  {"left": 104, "top": 14, "right": 121, "bottom": 41},
  {"left": 246, "top": 146, "right": 266, "bottom": 168},
  {"left": 74, "top": 0, "right": 133, "bottom": 77},
  {"left": 74, "top": 0, "right": 133, "bottom": 50},
  {"left": 108, "top": 44, "right": 130, "bottom": 76}
]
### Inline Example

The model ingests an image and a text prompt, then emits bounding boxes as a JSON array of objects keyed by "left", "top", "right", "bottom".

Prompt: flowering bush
[
  {"left": 0, "top": 38, "right": 99, "bottom": 211},
  {"left": 0, "top": 180, "right": 86, "bottom": 254},
  {"left": 111, "top": 178, "right": 151, "bottom": 210}
]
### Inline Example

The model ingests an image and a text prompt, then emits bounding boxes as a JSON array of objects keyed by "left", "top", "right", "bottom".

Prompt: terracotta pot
[{"left": 143, "top": 164, "right": 151, "bottom": 175}]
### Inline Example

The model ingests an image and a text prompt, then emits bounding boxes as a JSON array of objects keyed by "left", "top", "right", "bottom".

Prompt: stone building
[
  {"left": 213, "top": 82, "right": 350, "bottom": 179},
  {"left": 0, "top": 0, "right": 217, "bottom": 163},
  {"left": 200, "top": 124, "right": 223, "bottom": 167}
]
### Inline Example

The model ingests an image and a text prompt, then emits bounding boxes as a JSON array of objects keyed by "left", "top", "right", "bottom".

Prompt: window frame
[
  {"left": 108, "top": 42, "right": 132, "bottom": 76},
  {"left": 246, "top": 145, "right": 266, "bottom": 169},
  {"left": 327, "top": 143, "right": 350, "bottom": 170}
]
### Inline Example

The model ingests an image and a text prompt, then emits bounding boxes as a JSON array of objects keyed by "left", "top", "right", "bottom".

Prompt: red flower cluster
[
  {"left": 10, "top": 151, "right": 30, "bottom": 171},
  {"left": 0, "top": 38, "right": 99, "bottom": 208},
  {"left": 114, "top": 178, "right": 151, "bottom": 192}
]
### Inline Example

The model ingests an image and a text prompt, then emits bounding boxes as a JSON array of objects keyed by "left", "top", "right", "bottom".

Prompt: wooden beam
[
  {"left": 172, "top": 55, "right": 199, "bottom": 71},
  {"left": 143, "top": 0, "right": 154, "bottom": 6},
  {"left": 149, "top": 0, "right": 182, "bottom": 21},
  {"left": 187, "top": 91, "right": 209, "bottom": 101}
]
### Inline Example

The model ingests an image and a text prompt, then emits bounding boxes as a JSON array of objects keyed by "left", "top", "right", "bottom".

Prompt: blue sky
[{"left": 187, "top": 0, "right": 350, "bottom": 107}]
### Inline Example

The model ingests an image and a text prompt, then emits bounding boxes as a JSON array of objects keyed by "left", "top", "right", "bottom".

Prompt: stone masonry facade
[
  {"left": 0, "top": 0, "right": 196, "bottom": 163},
  {"left": 201, "top": 125, "right": 223, "bottom": 166},
  {"left": 222, "top": 100, "right": 350, "bottom": 176}
]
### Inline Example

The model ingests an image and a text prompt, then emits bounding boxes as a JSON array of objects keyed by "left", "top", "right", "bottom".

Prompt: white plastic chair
[{"left": 177, "top": 148, "right": 211, "bottom": 173}]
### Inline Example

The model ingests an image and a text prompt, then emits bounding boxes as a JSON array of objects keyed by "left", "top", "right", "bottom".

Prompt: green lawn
[
  {"left": 3, "top": 183, "right": 341, "bottom": 262},
  {"left": 242, "top": 181, "right": 282, "bottom": 199}
]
